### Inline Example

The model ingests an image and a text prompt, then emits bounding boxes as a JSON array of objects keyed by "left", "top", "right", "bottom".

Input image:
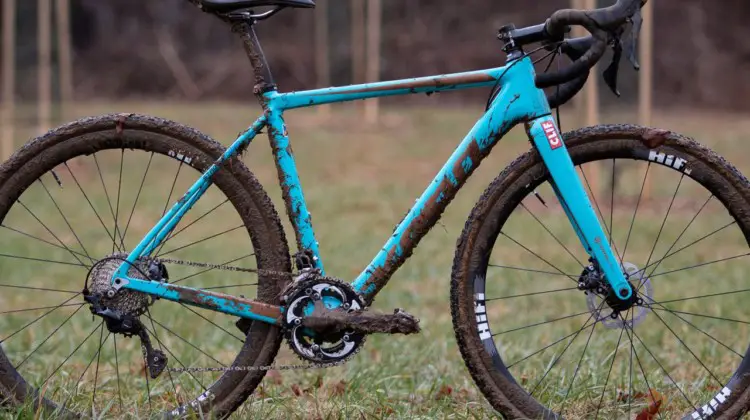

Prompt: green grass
[{"left": 1, "top": 102, "right": 750, "bottom": 419}]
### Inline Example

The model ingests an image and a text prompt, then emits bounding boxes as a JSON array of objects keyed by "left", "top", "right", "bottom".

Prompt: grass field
[{"left": 1, "top": 102, "right": 750, "bottom": 419}]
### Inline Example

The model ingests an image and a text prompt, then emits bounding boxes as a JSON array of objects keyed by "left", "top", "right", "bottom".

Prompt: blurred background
[
  {"left": 1, "top": 1, "right": 750, "bottom": 417},
  {"left": 3, "top": 0, "right": 750, "bottom": 133}
]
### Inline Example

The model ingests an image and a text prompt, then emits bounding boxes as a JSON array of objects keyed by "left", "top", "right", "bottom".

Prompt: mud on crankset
[{"left": 279, "top": 273, "right": 421, "bottom": 364}]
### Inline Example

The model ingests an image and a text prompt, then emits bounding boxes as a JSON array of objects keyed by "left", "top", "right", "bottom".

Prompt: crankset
[{"left": 281, "top": 276, "right": 420, "bottom": 364}]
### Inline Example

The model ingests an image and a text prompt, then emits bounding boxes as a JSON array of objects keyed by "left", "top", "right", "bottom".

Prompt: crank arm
[{"left": 302, "top": 308, "right": 421, "bottom": 335}]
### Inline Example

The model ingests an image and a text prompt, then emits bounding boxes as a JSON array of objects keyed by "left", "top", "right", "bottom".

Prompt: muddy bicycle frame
[{"left": 110, "top": 22, "right": 633, "bottom": 326}]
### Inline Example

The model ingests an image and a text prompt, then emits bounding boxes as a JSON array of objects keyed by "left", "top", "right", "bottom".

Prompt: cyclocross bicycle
[{"left": 1, "top": 0, "right": 749, "bottom": 418}]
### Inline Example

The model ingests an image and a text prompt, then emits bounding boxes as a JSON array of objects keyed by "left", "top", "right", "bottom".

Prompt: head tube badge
[{"left": 541, "top": 121, "right": 563, "bottom": 150}]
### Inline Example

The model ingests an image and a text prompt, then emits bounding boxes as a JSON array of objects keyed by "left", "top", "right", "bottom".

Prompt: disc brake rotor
[{"left": 587, "top": 262, "right": 652, "bottom": 329}]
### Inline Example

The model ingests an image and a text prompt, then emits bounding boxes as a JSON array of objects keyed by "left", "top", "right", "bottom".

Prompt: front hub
[{"left": 580, "top": 262, "right": 652, "bottom": 329}]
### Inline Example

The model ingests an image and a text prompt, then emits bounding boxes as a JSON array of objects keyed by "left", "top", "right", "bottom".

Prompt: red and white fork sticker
[{"left": 541, "top": 121, "right": 562, "bottom": 150}]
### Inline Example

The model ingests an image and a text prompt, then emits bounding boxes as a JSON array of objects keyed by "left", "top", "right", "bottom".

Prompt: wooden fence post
[
  {"left": 57, "top": 0, "right": 73, "bottom": 123},
  {"left": 640, "top": 0, "right": 654, "bottom": 201},
  {"left": 364, "top": 0, "right": 381, "bottom": 124},
  {"left": 2, "top": 0, "right": 15, "bottom": 159},
  {"left": 38, "top": 0, "right": 52, "bottom": 134},
  {"left": 315, "top": 0, "right": 330, "bottom": 119}
]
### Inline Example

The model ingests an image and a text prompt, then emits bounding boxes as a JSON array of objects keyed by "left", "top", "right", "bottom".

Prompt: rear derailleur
[{"left": 84, "top": 293, "right": 168, "bottom": 379}]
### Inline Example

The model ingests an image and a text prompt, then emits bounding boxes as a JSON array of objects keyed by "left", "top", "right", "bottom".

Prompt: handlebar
[{"left": 502, "top": 0, "right": 647, "bottom": 108}]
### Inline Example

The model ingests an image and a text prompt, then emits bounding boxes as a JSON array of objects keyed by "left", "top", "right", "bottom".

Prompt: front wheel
[{"left": 452, "top": 125, "right": 750, "bottom": 419}]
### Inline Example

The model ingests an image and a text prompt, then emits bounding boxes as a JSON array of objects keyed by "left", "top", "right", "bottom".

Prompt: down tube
[{"left": 352, "top": 71, "right": 550, "bottom": 300}]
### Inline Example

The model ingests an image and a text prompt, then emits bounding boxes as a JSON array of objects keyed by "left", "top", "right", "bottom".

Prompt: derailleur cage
[{"left": 85, "top": 293, "right": 168, "bottom": 379}]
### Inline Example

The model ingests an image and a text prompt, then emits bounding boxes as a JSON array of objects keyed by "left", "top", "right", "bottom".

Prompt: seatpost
[{"left": 232, "top": 20, "right": 277, "bottom": 96}]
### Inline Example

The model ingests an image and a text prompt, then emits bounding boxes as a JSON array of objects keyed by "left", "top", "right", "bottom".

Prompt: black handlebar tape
[
  {"left": 536, "top": 10, "right": 607, "bottom": 88},
  {"left": 545, "top": 36, "right": 593, "bottom": 109},
  {"left": 546, "top": 71, "right": 590, "bottom": 109}
]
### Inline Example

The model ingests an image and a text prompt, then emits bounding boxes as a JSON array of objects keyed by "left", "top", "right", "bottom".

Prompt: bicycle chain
[{"left": 154, "top": 257, "right": 354, "bottom": 373}]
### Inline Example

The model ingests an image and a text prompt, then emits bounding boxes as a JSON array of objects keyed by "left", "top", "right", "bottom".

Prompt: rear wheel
[
  {"left": 452, "top": 125, "right": 750, "bottom": 419},
  {"left": 0, "top": 114, "right": 291, "bottom": 418}
]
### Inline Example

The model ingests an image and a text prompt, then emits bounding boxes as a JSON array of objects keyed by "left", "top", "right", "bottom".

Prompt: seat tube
[
  {"left": 265, "top": 106, "right": 324, "bottom": 272},
  {"left": 526, "top": 115, "right": 632, "bottom": 300}
]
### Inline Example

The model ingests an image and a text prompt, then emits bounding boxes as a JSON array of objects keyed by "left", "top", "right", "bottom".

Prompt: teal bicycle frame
[{"left": 111, "top": 53, "right": 632, "bottom": 326}]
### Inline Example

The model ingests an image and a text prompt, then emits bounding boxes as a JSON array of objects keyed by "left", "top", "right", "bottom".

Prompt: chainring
[{"left": 281, "top": 276, "right": 366, "bottom": 363}]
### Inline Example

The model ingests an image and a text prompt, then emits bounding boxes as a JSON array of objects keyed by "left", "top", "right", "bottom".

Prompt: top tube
[{"left": 267, "top": 66, "right": 510, "bottom": 110}]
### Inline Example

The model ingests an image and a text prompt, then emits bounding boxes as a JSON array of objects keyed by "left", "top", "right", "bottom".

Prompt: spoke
[
  {"left": 485, "top": 286, "right": 579, "bottom": 302},
  {"left": 92, "top": 322, "right": 107, "bottom": 409},
  {"left": 163, "top": 198, "right": 230, "bottom": 244},
  {"left": 145, "top": 309, "right": 181, "bottom": 408},
  {"left": 143, "top": 351, "right": 152, "bottom": 411},
  {"left": 507, "top": 318, "right": 598, "bottom": 369},
  {"left": 0, "top": 302, "right": 81, "bottom": 315},
  {"left": 0, "top": 294, "right": 82, "bottom": 343},
  {"left": 64, "top": 162, "right": 119, "bottom": 248},
  {"left": 521, "top": 203, "right": 584, "bottom": 267},
  {"left": 527, "top": 301, "right": 604, "bottom": 396},
  {"left": 644, "top": 194, "right": 713, "bottom": 279},
  {"left": 170, "top": 253, "right": 255, "bottom": 285},
  {"left": 41, "top": 321, "right": 103, "bottom": 387},
  {"left": 488, "top": 264, "right": 577, "bottom": 278},
  {"left": 579, "top": 166, "right": 623, "bottom": 262},
  {"left": 113, "top": 335, "right": 123, "bottom": 411},
  {"left": 648, "top": 306, "right": 724, "bottom": 387},
  {"left": 1, "top": 224, "right": 91, "bottom": 261},
  {"left": 594, "top": 311, "right": 626, "bottom": 420},
  {"left": 148, "top": 317, "right": 226, "bottom": 366},
  {"left": 179, "top": 303, "right": 244, "bottom": 343},
  {"left": 162, "top": 162, "right": 184, "bottom": 218},
  {"left": 652, "top": 287, "right": 750, "bottom": 306},
  {"left": 113, "top": 149, "right": 126, "bottom": 253},
  {"left": 38, "top": 178, "right": 94, "bottom": 263},
  {"left": 636, "top": 174, "right": 685, "bottom": 293},
  {"left": 650, "top": 252, "right": 750, "bottom": 279},
  {"left": 650, "top": 307, "right": 750, "bottom": 326},
  {"left": 621, "top": 162, "right": 651, "bottom": 265},
  {"left": 560, "top": 312, "right": 599, "bottom": 415},
  {"left": 93, "top": 153, "right": 125, "bottom": 251},
  {"left": 71, "top": 323, "right": 106, "bottom": 398},
  {"left": 492, "top": 311, "right": 589, "bottom": 337},
  {"left": 156, "top": 225, "right": 244, "bottom": 258},
  {"left": 151, "top": 161, "right": 185, "bottom": 258},
  {"left": 500, "top": 232, "right": 579, "bottom": 283},
  {"left": 0, "top": 283, "right": 79, "bottom": 294},
  {"left": 0, "top": 252, "right": 87, "bottom": 268},
  {"left": 18, "top": 200, "right": 88, "bottom": 267},
  {"left": 121, "top": 152, "right": 154, "bottom": 244},
  {"left": 647, "top": 305, "right": 743, "bottom": 358},
  {"left": 15, "top": 303, "right": 85, "bottom": 369},
  {"left": 635, "top": 221, "right": 737, "bottom": 278},
  {"left": 624, "top": 319, "right": 657, "bottom": 419},
  {"left": 627, "top": 324, "right": 699, "bottom": 413}
]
